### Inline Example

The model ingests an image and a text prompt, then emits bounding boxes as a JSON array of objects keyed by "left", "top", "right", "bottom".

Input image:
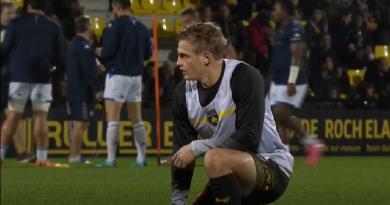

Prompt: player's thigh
[
  {"left": 293, "top": 84, "right": 308, "bottom": 108},
  {"left": 243, "top": 154, "right": 289, "bottom": 205},
  {"left": 73, "top": 121, "right": 90, "bottom": 131},
  {"left": 67, "top": 102, "right": 94, "bottom": 122},
  {"left": 125, "top": 102, "right": 142, "bottom": 123},
  {"left": 30, "top": 83, "right": 52, "bottom": 112},
  {"left": 272, "top": 103, "right": 293, "bottom": 122},
  {"left": 125, "top": 76, "right": 142, "bottom": 103},
  {"left": 228, "top": 151, "right": 257, "bottom": 197},
  {"left": 104, "top": 100, "right": 123, "bottom": 122},
  {"left": 7, "top": 82, "right": 31, "bottom": 113},
  {"left": 103, "top": 74, "right": 131, "bottom": 103},
  {"left": 125, "top": 76, "right": 142, "bottom": 123},
  {"left": 269, "top": 83, "right": 296, "bottom": 118}
]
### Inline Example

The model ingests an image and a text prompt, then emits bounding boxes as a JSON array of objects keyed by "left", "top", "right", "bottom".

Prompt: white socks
[
  {"left": 106, "top": 121, "right": 119, "bottom": 162},
  {"left": 0, "top": 146, "right": 8, "bottom": 160},
  {"left": 69, "top": 155, "right": 81, "bottom": 163},
  {"left": 36, "top": 148, "right": 48, "bottom": 162},
  {"left": 133, "top": 122, "right": 146, "bottom": 163}
]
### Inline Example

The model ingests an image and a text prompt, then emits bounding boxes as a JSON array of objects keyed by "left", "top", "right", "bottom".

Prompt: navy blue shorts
[{"left": 67, "top": 102, "right": 95, "bottom": 121}]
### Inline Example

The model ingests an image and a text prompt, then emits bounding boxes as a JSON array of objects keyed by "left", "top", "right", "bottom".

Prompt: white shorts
[
  {"left": 103, "top": 74, "right": 142, "bottom": 103},
  {"left": 8, "top": 82, "right": 52, "bottom": 112},
  {"left": 269, "top": 82, "right": 308, "bottom": 108}
]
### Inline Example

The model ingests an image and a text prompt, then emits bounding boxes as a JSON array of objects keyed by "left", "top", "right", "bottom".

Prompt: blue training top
[
  {"left": 1, "top": 13, "right": 65, "bottom": 83},
  {"left": 67, "top": 35, "right": 102, "bottom": 103},
  {"left": 270, "top": 20, "right": 308, "bottom": 85},
  {"left": 101, "top": 15, "right": 152, "bottom": 77}
]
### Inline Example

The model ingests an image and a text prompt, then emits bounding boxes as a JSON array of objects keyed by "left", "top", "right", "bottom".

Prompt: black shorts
[
  {"left": 243, "top": 154, "right": 290, "bottom": 205},
  {"left": 67, "top": 102, "right": 95, "bottom": 121}
]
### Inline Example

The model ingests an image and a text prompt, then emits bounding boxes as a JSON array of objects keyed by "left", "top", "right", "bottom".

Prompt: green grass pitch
[{"left": 1, "top": 157, "right": 389, "bottom": 205}]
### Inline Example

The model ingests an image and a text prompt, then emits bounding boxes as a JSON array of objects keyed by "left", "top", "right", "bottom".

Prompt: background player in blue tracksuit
[
  {"left": 66, "top": 15, "right": 103, "bottom": 164},
  {"left": 95, "top": 0, "right": 152, "bottom": 167},
  {"left": 0, "top": 1, "right": 36, "bottom": 163},
  {"left": 269, "top": 0, "right": 323, "bottom": 165},
  {"left": 0, "top": 0, "right": 66, "bottom": 167}
]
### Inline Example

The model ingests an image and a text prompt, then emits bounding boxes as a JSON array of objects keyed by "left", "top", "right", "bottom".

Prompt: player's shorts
[
  {"left": 8, "top": 82, "right": 52, "bottom": 112},
  {"left": 67, "top": 102, "right": 95, "bottom": 121},
  {"left": 269, "top": 82, "right": 308, "bottom": 108},
  {"left": 243, "top": 154, "right": 289, "bottom": 205},
  {"left": 103, "top": 74, "right": 142, "bottom": 103}
]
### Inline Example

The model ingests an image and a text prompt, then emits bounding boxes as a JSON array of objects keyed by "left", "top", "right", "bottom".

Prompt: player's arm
[
  {"left": 79, "top": 44, "right": 102, "bottom": 94},
  {"left": 142, "top": 26, "right": 152, "bottom": 60},
  {"left": 288, "top": 26, "right": 304, "bottom": 85},
  {"left": 225, "top": 63, "right": 265, "bottom": 151},
  {"left": 0, "top": 21, "right": 16, "bottom": 67},
  {"left": 288, "top": 42, "right": 303, "bottom": 84},
  {"left": 101, "top": 22, "right": 119, "bottom": 60},
  {"left": 171, "top": 81, "right": 198, "bottom": 205}
]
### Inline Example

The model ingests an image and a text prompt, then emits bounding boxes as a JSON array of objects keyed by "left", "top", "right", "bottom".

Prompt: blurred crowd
[
  {"left": 168, "top": 0, "right": 390, "bottom": 110},
  {"left": 1, "top": 0, "right": 390, "bottom": 110}
]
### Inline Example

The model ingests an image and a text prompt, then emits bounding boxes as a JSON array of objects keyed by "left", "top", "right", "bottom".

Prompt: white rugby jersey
[{"left": 186, "top": 59, "right": 294, "bottom": 177}]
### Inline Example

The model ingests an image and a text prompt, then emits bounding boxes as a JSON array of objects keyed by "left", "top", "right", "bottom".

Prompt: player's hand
[
  {"left": 97, "top": 64, "right": 106, "bottom": 75},
  {"left": 95, "top": 91, "right": 103, "bottom": 102},
  {"left": 287, "top": 83, "right": 297, "bottom": 96},
  {"left": 172, "top": 144, "right": 195, "bottom": 169},
  {"left": 95, "top": 47, "right": 102, "bottom": 57}
]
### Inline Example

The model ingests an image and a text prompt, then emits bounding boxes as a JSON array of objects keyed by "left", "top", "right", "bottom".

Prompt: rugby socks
[
  {"left": 133, "top": 122, "right": 146, "bottom": 163},
  {"left": 0, "top": 146, "right": 8, "bottom": 160},
  {"left": 36, "top": 148, "right": 48, "bottom": 162},
  {"left": 193, "top": 183, "right": 214, "bottom": 205},
  {"left": 171, "top": 163, "right": 195, "bottom": 204},
  {"left": 209, "top": 174, "right": 241, "bottom": 205},
  {"left": 69, "top": 155, "right": 81, "bottom": 163},
  {"left": 106, "top": 121, "right": 120, "bottom": 162}
]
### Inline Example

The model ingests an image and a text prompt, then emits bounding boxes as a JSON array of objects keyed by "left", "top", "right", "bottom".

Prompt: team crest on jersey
[{"left": 206, "top": 109, "right": 219, "bottom": 126}]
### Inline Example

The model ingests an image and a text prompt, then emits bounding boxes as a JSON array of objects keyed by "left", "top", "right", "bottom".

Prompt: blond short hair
[{"left": 178, "top": 22, "right": 227, "bottom": 60}]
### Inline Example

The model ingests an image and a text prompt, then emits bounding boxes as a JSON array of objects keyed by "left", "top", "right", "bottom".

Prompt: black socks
[{"left": 209, "top": 174, "right": 241, "bottom": 205}]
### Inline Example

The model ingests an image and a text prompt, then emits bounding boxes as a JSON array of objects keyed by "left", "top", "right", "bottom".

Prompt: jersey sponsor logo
[
  {"left": 293, "top": 33, "right": 301, "bottom": 37},
  {"left": 291, "top": 32, "right": 302, "bottom": 41},
  {"left": 206, "top": 109, "right": 219, "bottom": 126}
]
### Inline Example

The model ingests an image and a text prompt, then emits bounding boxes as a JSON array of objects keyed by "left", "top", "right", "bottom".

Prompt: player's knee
[
  {"left": 8, "top": 100, "right": 26, "bottom": 113},
  {"left": 204, "top": 149, "right": 229, "bottom": 175},
  {"left": 32, "top": 102, "right": 50, "bottom": 112},
  {"left": 4, "top": 112, "right": 21, "bottom": 124},
  {"left": 128, "top": 111, "right": 142, "bottom": 123},
  {"left": 82, "top": 122, "right": 90, "bottom": 129},
  {"left": 2, "top": 114, "right": 21, "bottom": 135},
  {"left": 80, "top": 121, "right": 89, "bottom": 130}
]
